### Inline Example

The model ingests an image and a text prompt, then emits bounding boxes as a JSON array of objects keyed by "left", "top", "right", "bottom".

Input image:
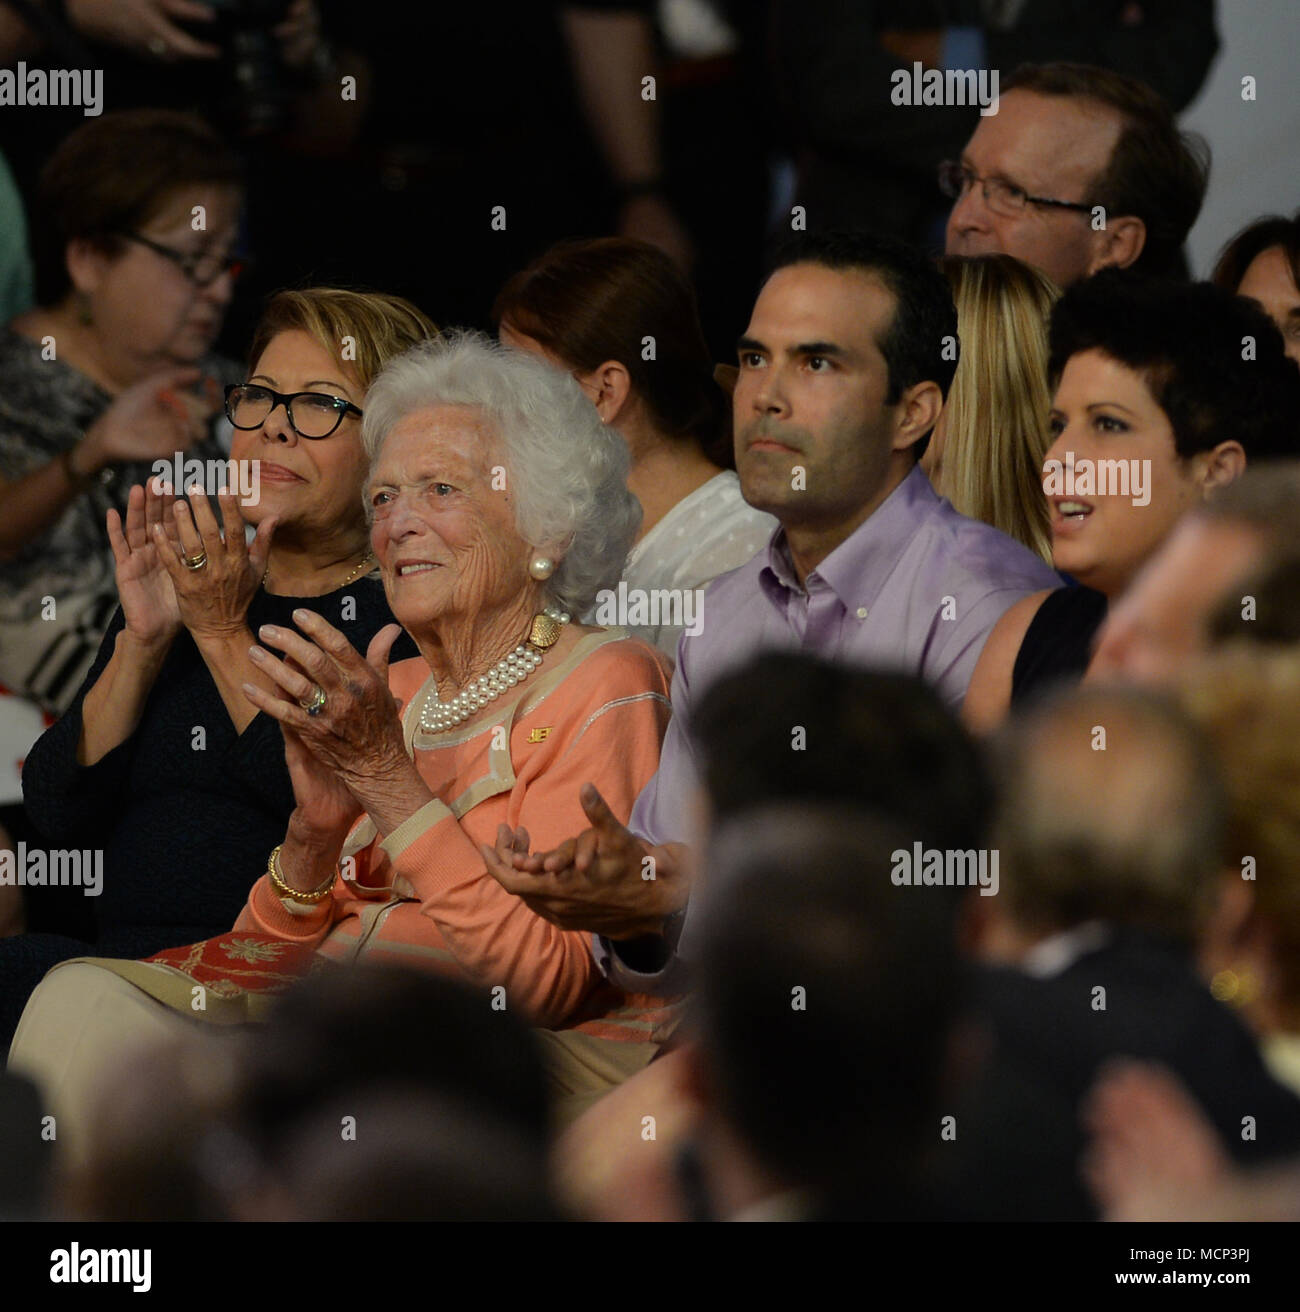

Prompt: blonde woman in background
[
  {"left": 923, "top": 254, "right": 1059, "bottom": 564},
  {"left": 1183, "top": 647, "right": 1300, "bottom": 1096}
]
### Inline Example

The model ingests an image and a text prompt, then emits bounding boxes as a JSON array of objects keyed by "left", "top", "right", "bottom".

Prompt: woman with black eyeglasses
[
  {"left": 0, "top": 111, "right": 243, "bottom": 732},
  {"left": 6, "top": 288, "right": 435, "bottom": 1047}
]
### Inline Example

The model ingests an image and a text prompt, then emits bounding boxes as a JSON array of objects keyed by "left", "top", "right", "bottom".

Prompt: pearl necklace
[{"left": 419, "top": 605, "right": 571, "bottom": 735}]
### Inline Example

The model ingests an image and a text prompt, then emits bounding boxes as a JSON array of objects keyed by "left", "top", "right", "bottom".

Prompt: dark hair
[
  {"left": 693, "top": 804, "right": 959, "bottom": 1207},
  {"left": 1048, "top": 269, "right": 1300, "bottom": 462},
  {"left": 492, "top": 236, "right": 730, "bottom": 466},
  {"left": 1004, "top": 63, "right": 1209, "bottom": 279},
  {"left": 692, "top": 652, "right": 992, "bottom": 853},
  {"left": 31, "top": 109, "right": 244, "bottom": 307},
  {"left": 63, "top": 966, "right": 555, "bottom": 1222},
  {"left": 235, "top": 966, "right": 549, "bottom": 1157},
  {"left": 269, "top": 1089, "right": 558, "bottom": 1221},
  {"left": 764, "top": 228, "right": 959, "bottom": 402},
  {"left": 1211, "top": 210, "right": 1300, "bottom": 297}
]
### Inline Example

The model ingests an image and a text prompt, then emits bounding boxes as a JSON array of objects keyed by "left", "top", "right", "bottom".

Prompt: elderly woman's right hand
[
  {"left": 241, "top": 615, "right": 428, "bottom": 839},
  {"left": 280, "top": 722, "right": 364, "bottom": 847},
  {"left": 106, "top": 480, "right": 182, "bottom": 649},
  {"left": 78, "top": 367, "right": 218, "bottom": 474}
]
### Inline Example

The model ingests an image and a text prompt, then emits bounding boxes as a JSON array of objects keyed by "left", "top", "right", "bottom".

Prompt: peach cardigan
[{"left": 235, "top": 629, "right": 676, "bottom": 1033}]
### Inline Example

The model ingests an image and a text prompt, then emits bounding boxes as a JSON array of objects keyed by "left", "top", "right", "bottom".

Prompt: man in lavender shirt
[{"left": 483, "top": 230, "right": 1058, "bottom": 992}]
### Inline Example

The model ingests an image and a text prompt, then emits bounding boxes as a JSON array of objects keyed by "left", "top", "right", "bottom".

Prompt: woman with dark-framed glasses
[
  {"left": 0, "top": 111, "right": 244, "bottom": 728},
  {"left": 7, "top": 288, "right": 435, "bottom": 1047}
]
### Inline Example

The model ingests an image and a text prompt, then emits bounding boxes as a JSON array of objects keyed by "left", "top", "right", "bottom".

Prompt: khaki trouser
[
  {"left": 8, "top": 962, "right": 202, "bottom": 1170},
  {"left": 10, "top": 962, "right": 660, "bottom": 1166}
]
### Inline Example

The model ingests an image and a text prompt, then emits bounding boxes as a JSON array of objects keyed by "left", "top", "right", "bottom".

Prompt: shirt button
[{"left": 856, "top": 606, "right": 868, "bottom": 620}]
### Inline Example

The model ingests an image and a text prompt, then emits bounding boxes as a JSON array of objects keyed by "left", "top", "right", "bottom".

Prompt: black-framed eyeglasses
[
  {"left": 225, "top": 383, "right": 363, "bottom": 440},
  {"left": 121, "top": 231, "right": 248, "bottom": 286},
  {"left": 938, "top": 160, "right": 1094, "bottom": 218}
]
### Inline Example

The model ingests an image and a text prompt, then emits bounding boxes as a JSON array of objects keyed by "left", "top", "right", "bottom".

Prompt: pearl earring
[{"left": 529, "top": 556, "right": 554, "bottom": 580}]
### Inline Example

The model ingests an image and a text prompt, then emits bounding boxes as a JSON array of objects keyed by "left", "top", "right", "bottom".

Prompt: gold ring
[
  {"left": 182, "top": 550, "right": 208, "bottom": 571},
  {"left": 299, "top": 685, "right": 327, "bottom": 716}
]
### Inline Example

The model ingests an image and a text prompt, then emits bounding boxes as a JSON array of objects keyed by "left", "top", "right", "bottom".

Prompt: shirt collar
[
  {"left": 1021, "top": 921, "right": 1112, "bottom": 979},
  {"left": 758, "top": 464, "right": 939, "bottom": 609}
]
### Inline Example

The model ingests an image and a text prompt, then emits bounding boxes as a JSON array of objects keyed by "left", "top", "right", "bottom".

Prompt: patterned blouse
[{"left": 0, "top": 328, "right": 233, "bottom": 714}]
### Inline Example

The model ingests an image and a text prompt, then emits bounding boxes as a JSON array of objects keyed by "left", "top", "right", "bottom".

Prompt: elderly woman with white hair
[{"left": 8, "top": 332, "right": 678, "bottom": 1155}]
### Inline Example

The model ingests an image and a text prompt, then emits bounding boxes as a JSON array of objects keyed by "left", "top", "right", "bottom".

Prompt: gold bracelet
[{"left": 267, "top": 843, "right": 336, "bottom": 904}]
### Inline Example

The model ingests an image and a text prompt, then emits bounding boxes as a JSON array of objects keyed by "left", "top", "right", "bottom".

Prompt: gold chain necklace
[{"left": 262, "top": 551, "right": 375, "bottom": 593}]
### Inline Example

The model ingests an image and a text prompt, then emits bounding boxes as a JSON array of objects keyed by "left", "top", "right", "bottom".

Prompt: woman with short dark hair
[{"left": 964, "top": 271, "right": 1300, "bottom": 731}]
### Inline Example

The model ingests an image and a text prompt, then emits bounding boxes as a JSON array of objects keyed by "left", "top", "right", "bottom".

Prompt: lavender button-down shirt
[{"left": 595, "top": 465, "right": 1060, "bottom": 990}]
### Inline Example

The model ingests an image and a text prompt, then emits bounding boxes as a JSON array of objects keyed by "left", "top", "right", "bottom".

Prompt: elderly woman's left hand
[
  {"left": 243, "top": 613, "right": 429, "bottom": 835},
  {"left": 153, "top": 486, "right": 275, "bottom": 640}
]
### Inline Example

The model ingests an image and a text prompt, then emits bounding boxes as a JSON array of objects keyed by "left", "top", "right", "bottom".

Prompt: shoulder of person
[
  {"left": 561, "top": 629, "right": 674, "bottom": 702},
  {"left": 927, "top": 506, "right": 1060, "bottom": 595},
  {"left": 961, "top": 588, "right": 1055, "bottom": 733},
  {"left": 982, "top": 588, "right": 1055, "bottom": 663}
]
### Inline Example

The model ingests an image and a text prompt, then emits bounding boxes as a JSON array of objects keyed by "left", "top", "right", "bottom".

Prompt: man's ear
[
  {"left": 1197, "top": 441, "right": 1247, "bottom": 494},
  {"left": 576, "top": 359, "right": 634, "bottom": 426},
  {"left": 65, "top": 237, "right": 112, "bottom": 298},
  {"left": 1088, "top": 214, "right": 1146, "bottom": 274},
  {"left": 892, "top": 379, "right": 944, "bottom": 453}
]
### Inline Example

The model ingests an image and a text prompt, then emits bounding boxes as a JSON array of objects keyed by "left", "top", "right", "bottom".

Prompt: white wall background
[{"left": 1182, "top": 0, "right": 1300, "bottom": 275}]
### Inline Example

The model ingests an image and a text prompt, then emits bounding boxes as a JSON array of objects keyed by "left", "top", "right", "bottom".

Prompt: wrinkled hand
[
  {"left": 241, "top": 611, "right": 409, "bottom": 799},
  {"left": 67, "top": 0, "right": 221, "bottom": 61},
  {"left": 280, "top": 721, "right": 364, "bottom": 843},
  {"left": 151, "top": 485, "right": 274, "bottom": 640},
  {"left": 82, "top": 368, "right": 219, "bottom": 471},
  {"left": 108, "top": 480, "right": 183, "bottom": 648},
  {"left": 481, "top": 783, "right": 688, "bottom": 938}
]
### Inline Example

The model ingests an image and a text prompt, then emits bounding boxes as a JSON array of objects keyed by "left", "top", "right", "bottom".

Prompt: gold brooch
[{"left": 528, "top": 611, "right": 564, "bottom": 649}]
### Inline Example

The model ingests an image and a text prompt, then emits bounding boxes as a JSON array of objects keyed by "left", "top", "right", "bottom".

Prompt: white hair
[{"left": 360, "top": 330, "right": 639, "bottom": 616}]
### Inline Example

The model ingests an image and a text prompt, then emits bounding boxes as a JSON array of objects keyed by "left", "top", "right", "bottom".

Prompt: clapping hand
[
  {"left": 151, "top": 484, "right": 275, "bottom": 641},
  {"left": 241, "top": 613, "right": 426, "bottom": 837},
  {"left": 107, "top": 479, "right": 182, "bottom": 649}
]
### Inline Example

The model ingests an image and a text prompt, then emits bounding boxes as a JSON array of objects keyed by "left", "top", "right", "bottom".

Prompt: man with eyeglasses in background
[{"left": 942, "top": 62, "right": 1209, "bottom": 287}]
